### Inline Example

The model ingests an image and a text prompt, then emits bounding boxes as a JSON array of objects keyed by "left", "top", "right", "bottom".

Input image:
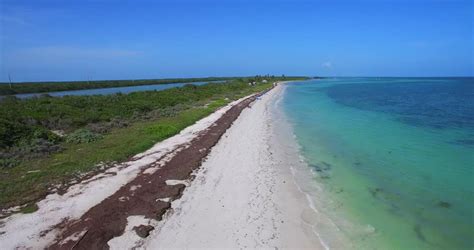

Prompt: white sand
[
  {"left": 0, "top": 96, "right": 251, "bottom": 249},
  {"left": 140, "top": 85, "right": 330, "bottom": 249},
  {"left": 0, "top": 84, "right": 348, "bottom": 249}
]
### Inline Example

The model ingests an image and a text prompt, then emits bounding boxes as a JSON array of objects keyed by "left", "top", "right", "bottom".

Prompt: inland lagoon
[{"left": 6, "top": 80, "right": 225, "bottom": 99}]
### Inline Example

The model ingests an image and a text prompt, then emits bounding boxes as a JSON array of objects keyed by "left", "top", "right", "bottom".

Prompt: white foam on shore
[
  {"left": 269, "top": 84, "right": 332, "bottom": 249},
  {"left": 0, "top": 95, "right": 252, "bottom": 249},
  {"left": 271, "top": 84, "right": 353, "bottom": 249}
]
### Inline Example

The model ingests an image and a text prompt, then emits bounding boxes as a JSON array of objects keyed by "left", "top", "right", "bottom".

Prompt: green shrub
[
  {"left": 145, "top": 124, "right": 179, "bottom": 138},
  {"left": 66, "top": 129, "right": 103, "bottom": 144},
  {"left": 0, "top": 137, "right": 63, "bottom": 168},
  {"left": 86, "top": 118, "right": 129, "bottom": 134},
  {"left": 0, "top": 157, "right": 20, "bottom": 168}
]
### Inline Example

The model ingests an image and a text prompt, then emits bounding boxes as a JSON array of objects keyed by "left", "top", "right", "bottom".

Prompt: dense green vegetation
[
  {"left": 0, "top": 77, "right": 304, "bottom": 209},
  {"left": 0, "top": 75, "right": 307, "bottom": 95}
]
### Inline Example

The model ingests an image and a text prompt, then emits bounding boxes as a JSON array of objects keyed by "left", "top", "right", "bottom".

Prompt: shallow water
[{"left": 281, "top": 78, "right": 474, "bottom": 249}]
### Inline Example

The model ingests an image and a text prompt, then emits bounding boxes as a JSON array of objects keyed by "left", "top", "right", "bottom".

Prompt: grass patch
[
  {"left": 0, "top": 81, "right": 274, "bottom": 208},
  {"left": 20, "top": 203, "right": 39, "bottom": 214}
]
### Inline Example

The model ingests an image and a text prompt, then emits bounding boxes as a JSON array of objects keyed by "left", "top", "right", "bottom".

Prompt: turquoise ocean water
[{"left": 282, "top": 78, "right": 474, "bottom": 249}]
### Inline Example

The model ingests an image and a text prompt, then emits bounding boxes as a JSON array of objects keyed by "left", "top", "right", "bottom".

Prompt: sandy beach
[
  {"left": 139, "top": 84, "right": 327, "bottom": 249},
  {"left": 0, "top": 84, "right": 332, "bottom": 249}
]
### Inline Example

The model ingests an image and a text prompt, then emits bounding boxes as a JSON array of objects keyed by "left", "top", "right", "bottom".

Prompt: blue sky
[{"left": 0, "top": 0, "right": 472, "bottom": 81}]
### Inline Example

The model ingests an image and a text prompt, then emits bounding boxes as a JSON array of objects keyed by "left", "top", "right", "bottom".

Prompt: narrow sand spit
[
  {"left": 0, "top": 94, "right": 255, "bottom": 249},
  {"left": 139, "top": 84, "right": 327, "bottom": 249}
]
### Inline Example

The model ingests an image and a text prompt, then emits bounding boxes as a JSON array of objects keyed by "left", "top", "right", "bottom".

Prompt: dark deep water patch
[
  {"left": 452, "top": 138, "right": 474, "bottom": 146},
  {"left": 324, "top": 78, "right": 474, "bottom": 130}
]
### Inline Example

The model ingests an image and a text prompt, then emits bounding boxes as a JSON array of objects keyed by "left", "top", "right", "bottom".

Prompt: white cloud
[{"left": 322, "top": 61, "right": 332, "bottom": 68}]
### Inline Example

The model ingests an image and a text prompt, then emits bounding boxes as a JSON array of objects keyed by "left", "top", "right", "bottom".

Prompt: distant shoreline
[{"left": 0, "top": 76, "right": 309, "bottom": 96}]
